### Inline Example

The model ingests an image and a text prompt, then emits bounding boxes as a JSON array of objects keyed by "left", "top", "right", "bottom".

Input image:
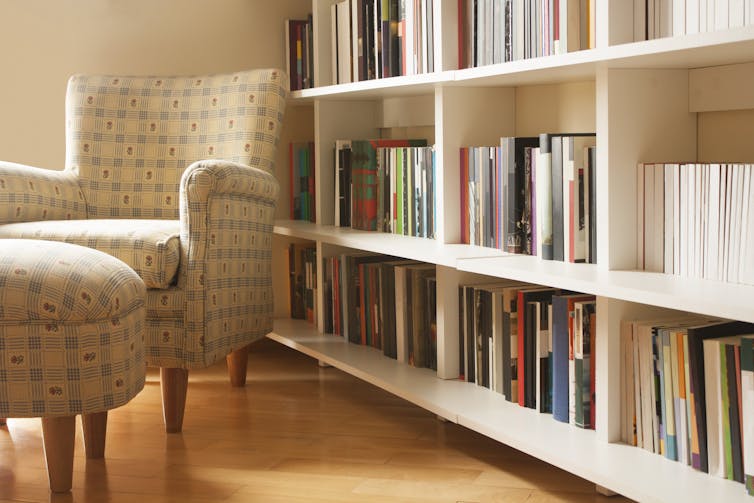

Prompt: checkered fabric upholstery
[
  {"left": 0, "top": 68, "right": 288, "bottom": 370},
  {"left": 0, "top": 239, "right": 145, "bottom": 418},
  {"left": 0, "top": 219, "right": 180, "bottom": 289}
]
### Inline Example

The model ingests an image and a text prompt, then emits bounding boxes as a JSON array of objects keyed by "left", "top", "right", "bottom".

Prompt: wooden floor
[{"left": 0, "top": 338, "right": 633, "bottom": 503}]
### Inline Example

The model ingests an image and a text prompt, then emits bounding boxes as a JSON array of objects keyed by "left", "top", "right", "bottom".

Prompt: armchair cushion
[{"left": 0, "top": 219, "right": 180, "bottom": 289}]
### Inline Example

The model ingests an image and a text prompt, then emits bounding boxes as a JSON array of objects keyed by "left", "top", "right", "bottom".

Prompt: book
[
  {"left": 551, "top": 293, "right": 594, "bottom": 423},
  {"left": 289, "top": 141, "right": 315, "bottom": 222},
  {"left": 501, "top": 136, "right": 539, "bottom": 254},
  {"left": 742, "top": 336, "right": 754, "bottom": 494}
]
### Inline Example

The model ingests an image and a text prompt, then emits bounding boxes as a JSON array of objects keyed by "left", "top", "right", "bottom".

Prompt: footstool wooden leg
[
  {"left": 227, "top": 345, "right": 250, "bottom": 387},
  {"left": 82, "top": 411, "right": 108, "bottom": 459},
  {"left": 161, "top": 368, "right": 189, "bottom": 433},
  {"left": 41, "top": 416, "right": 76, "bottom": 493}
]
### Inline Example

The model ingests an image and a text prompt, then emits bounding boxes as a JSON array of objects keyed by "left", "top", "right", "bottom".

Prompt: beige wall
[{"left": 0, "top": 0, "right": 312, "bottom": 170}]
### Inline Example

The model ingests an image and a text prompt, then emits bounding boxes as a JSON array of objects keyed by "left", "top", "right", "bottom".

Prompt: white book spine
[
  {"left": 731, "top": 0, "right": 746, "bottom": 29},
  {"left": 672, "top": 0, "right": 686, "bottom": 35},
  {"left": 740, "top": 166, "right": 753, "bottom": 284},
  {"left": 637, "top": 163, "right": 645, "bottom": 270},
  {"left": 672, "top": 164, "right": 681, "bottom": 275},
  {"left": 664, "top": 164, "right": 674, "bottom": 274},
  {"left": 660, "top": 0, "right": 673, "bottom": 37},
  {"left": 703, "top": 339, "right": 724, "bottom": 478},
  {"left": 515, "top": 0, "right": 525, "bottom": 60},
  {"left": 705, "top": 0, "right": 715, "bottom": 32},
  {"left": 707, "top": 164, "right": 721, "bottom": 281},
  {"left": 680, "top": 164, "right": 689, "bottom": 277},
  {"left": 716, "top": 0, "right": 730, "bottom": 31},
  {"left": 687, "top": 0, "right": 700, "bottom": 33}
]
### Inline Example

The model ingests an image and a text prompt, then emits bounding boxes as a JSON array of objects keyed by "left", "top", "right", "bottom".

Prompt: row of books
[
  {"left": 459, "top": 281, "right": 597, "bottom": 428},
  {"left": 289, "top": 142, "right": 316, "bottom": 222},
  {"left": 637, "top": 163, "right": 754, "bottom": 286},
  {"left": 460, "top": 134, "right": 596, "bottom": 263},
  {"left": 321, "top": 254, "right": 438, "bottom": 370},
  {"left": 287, "top": 243, "right": 317, "bottom": 324},
  {"left": 620, "top": 316, "right": 754, "bottom": 495},
  {"left": 335, "top": 139, "right": 436, "bottom": 238},
  {"left": 330, "top": 0, "right": 435, "bottom": 84},
  {"left": 459, "top": 0, "right": 596, "bottom": 68},
  {"left": 638, "top": 0, "right": 754, "bottom": 41},
  {"left": 285, "top": 16, "right": 315, "bottom": 91}
]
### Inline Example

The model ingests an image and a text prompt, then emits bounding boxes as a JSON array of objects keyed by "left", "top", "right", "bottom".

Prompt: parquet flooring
[{"left": 0, "top": 338, "right": 632, "bottom": 502}]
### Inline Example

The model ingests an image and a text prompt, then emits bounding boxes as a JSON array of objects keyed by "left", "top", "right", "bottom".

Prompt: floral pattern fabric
[
  {"left": 0, "top": 239, "right": 145, "bottom": 417},
  {"left": 0, "top": 69, "right": 288, "bottom": 370}
]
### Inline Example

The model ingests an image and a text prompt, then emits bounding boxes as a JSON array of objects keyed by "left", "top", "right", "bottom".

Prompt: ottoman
[{"left": 0, "top": 239, "right": 146, "bottom": 492}]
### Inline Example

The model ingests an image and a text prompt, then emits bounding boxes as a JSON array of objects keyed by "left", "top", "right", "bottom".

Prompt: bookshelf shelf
[
  {"left": 269, "top": 319, "right": 752, "bottom": 503},
  {"left": 272, "top": 2, "right": 754, "bottom": 501},
  {"left": 457, "top": 255, "right": 754, "bottom": 324},
  {"left": 290, "top": 25, "right": 754, "bottom": 102},
  {"left": 274, "top": 219, "right": 505, "bottom": 267}
]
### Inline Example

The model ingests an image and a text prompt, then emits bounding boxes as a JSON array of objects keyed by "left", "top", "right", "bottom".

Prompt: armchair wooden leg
[
  {"left": 81, "top": 411, "right": 108, "bottom": 459},
  {"left": 160, "top": 368, "right": 189, "bottom": 433},
  {"left": 226, "top": 345, "right": 250, "bottom": 387},
  {"left": 41, "top": 416, "right": 76, "bottom": 493}
]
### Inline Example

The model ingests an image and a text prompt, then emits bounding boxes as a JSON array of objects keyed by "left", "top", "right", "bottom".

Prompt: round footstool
[{"left": 0, "top": 239, "right": 146, "bottom": 492}]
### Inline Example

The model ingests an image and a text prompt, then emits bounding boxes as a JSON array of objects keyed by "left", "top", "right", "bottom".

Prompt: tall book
[
  {"left": 518, "top": 286, "right": 559, "bottom": 408},
  {"left": 685, "top": 320, "right": 754, "bottom": 473},
  {"left": 742, "top": 336, "right": 754, "bottom": 494},
  {"left": 551, "top": 293, "right": 594, "bottom": 423},
  {"left": 501, "top": 136, "right": 539, "bottom": 254}
]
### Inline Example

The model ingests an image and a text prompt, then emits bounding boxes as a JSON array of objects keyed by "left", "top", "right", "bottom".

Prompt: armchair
[{"left": 0, "top": 69, "right": 288, "bottom": 432}]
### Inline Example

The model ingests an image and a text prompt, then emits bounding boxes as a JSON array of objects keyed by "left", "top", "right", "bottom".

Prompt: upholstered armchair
[{"left": 0, "top": 69, "right": 287, "bottom": 432}]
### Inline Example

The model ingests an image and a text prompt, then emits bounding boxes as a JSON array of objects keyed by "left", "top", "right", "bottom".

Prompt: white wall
[{"left": 0, "top": 0, "right": 312, "bottom": 170}]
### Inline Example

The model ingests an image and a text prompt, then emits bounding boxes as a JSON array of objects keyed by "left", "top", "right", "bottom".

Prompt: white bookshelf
[
  {"left": 272, "top": 1, "right": 754, "bottom": 501},
  {"left": 269, "top": 318, "right": 751, "bottom": 503}
]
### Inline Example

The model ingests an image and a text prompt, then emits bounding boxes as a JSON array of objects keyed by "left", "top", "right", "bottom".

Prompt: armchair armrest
[
  {"left": 180, "top": 159, "right": 280, "bottom": 205},
  {"left": 0, "top": 161, "right": 86, "bottom": 223},
  {"left": 178, "top": 159, "right": 281, "bottom": 364}
]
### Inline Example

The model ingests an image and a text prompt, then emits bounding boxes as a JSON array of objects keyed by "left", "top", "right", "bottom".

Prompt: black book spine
[
  {"left": 466, "top": 286, "right": 476, "bottom": 383},
  {"left": 458, "top": 286, "right": 465, "bottom": 380},
  {"left": 588, "top": 146, "right": 597, "bottom": 264}
]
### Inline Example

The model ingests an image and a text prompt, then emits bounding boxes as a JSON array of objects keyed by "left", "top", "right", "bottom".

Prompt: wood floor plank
[{"left": 0, "top": 338, "right": 633, "bottom": 502}]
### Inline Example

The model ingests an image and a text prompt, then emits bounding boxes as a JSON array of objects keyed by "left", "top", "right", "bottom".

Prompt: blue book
[{"left": 551, "top": 293, "right": 593, "bottom": 423}]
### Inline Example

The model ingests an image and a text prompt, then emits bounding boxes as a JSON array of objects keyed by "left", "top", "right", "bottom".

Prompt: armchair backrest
[{"left": 65, "top": 69, "right": 288, "bottom": 220}]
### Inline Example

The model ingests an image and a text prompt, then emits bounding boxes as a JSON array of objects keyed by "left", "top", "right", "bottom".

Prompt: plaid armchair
[{"left": 0, "top": 69, "right": 288, "bottom": 432}]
